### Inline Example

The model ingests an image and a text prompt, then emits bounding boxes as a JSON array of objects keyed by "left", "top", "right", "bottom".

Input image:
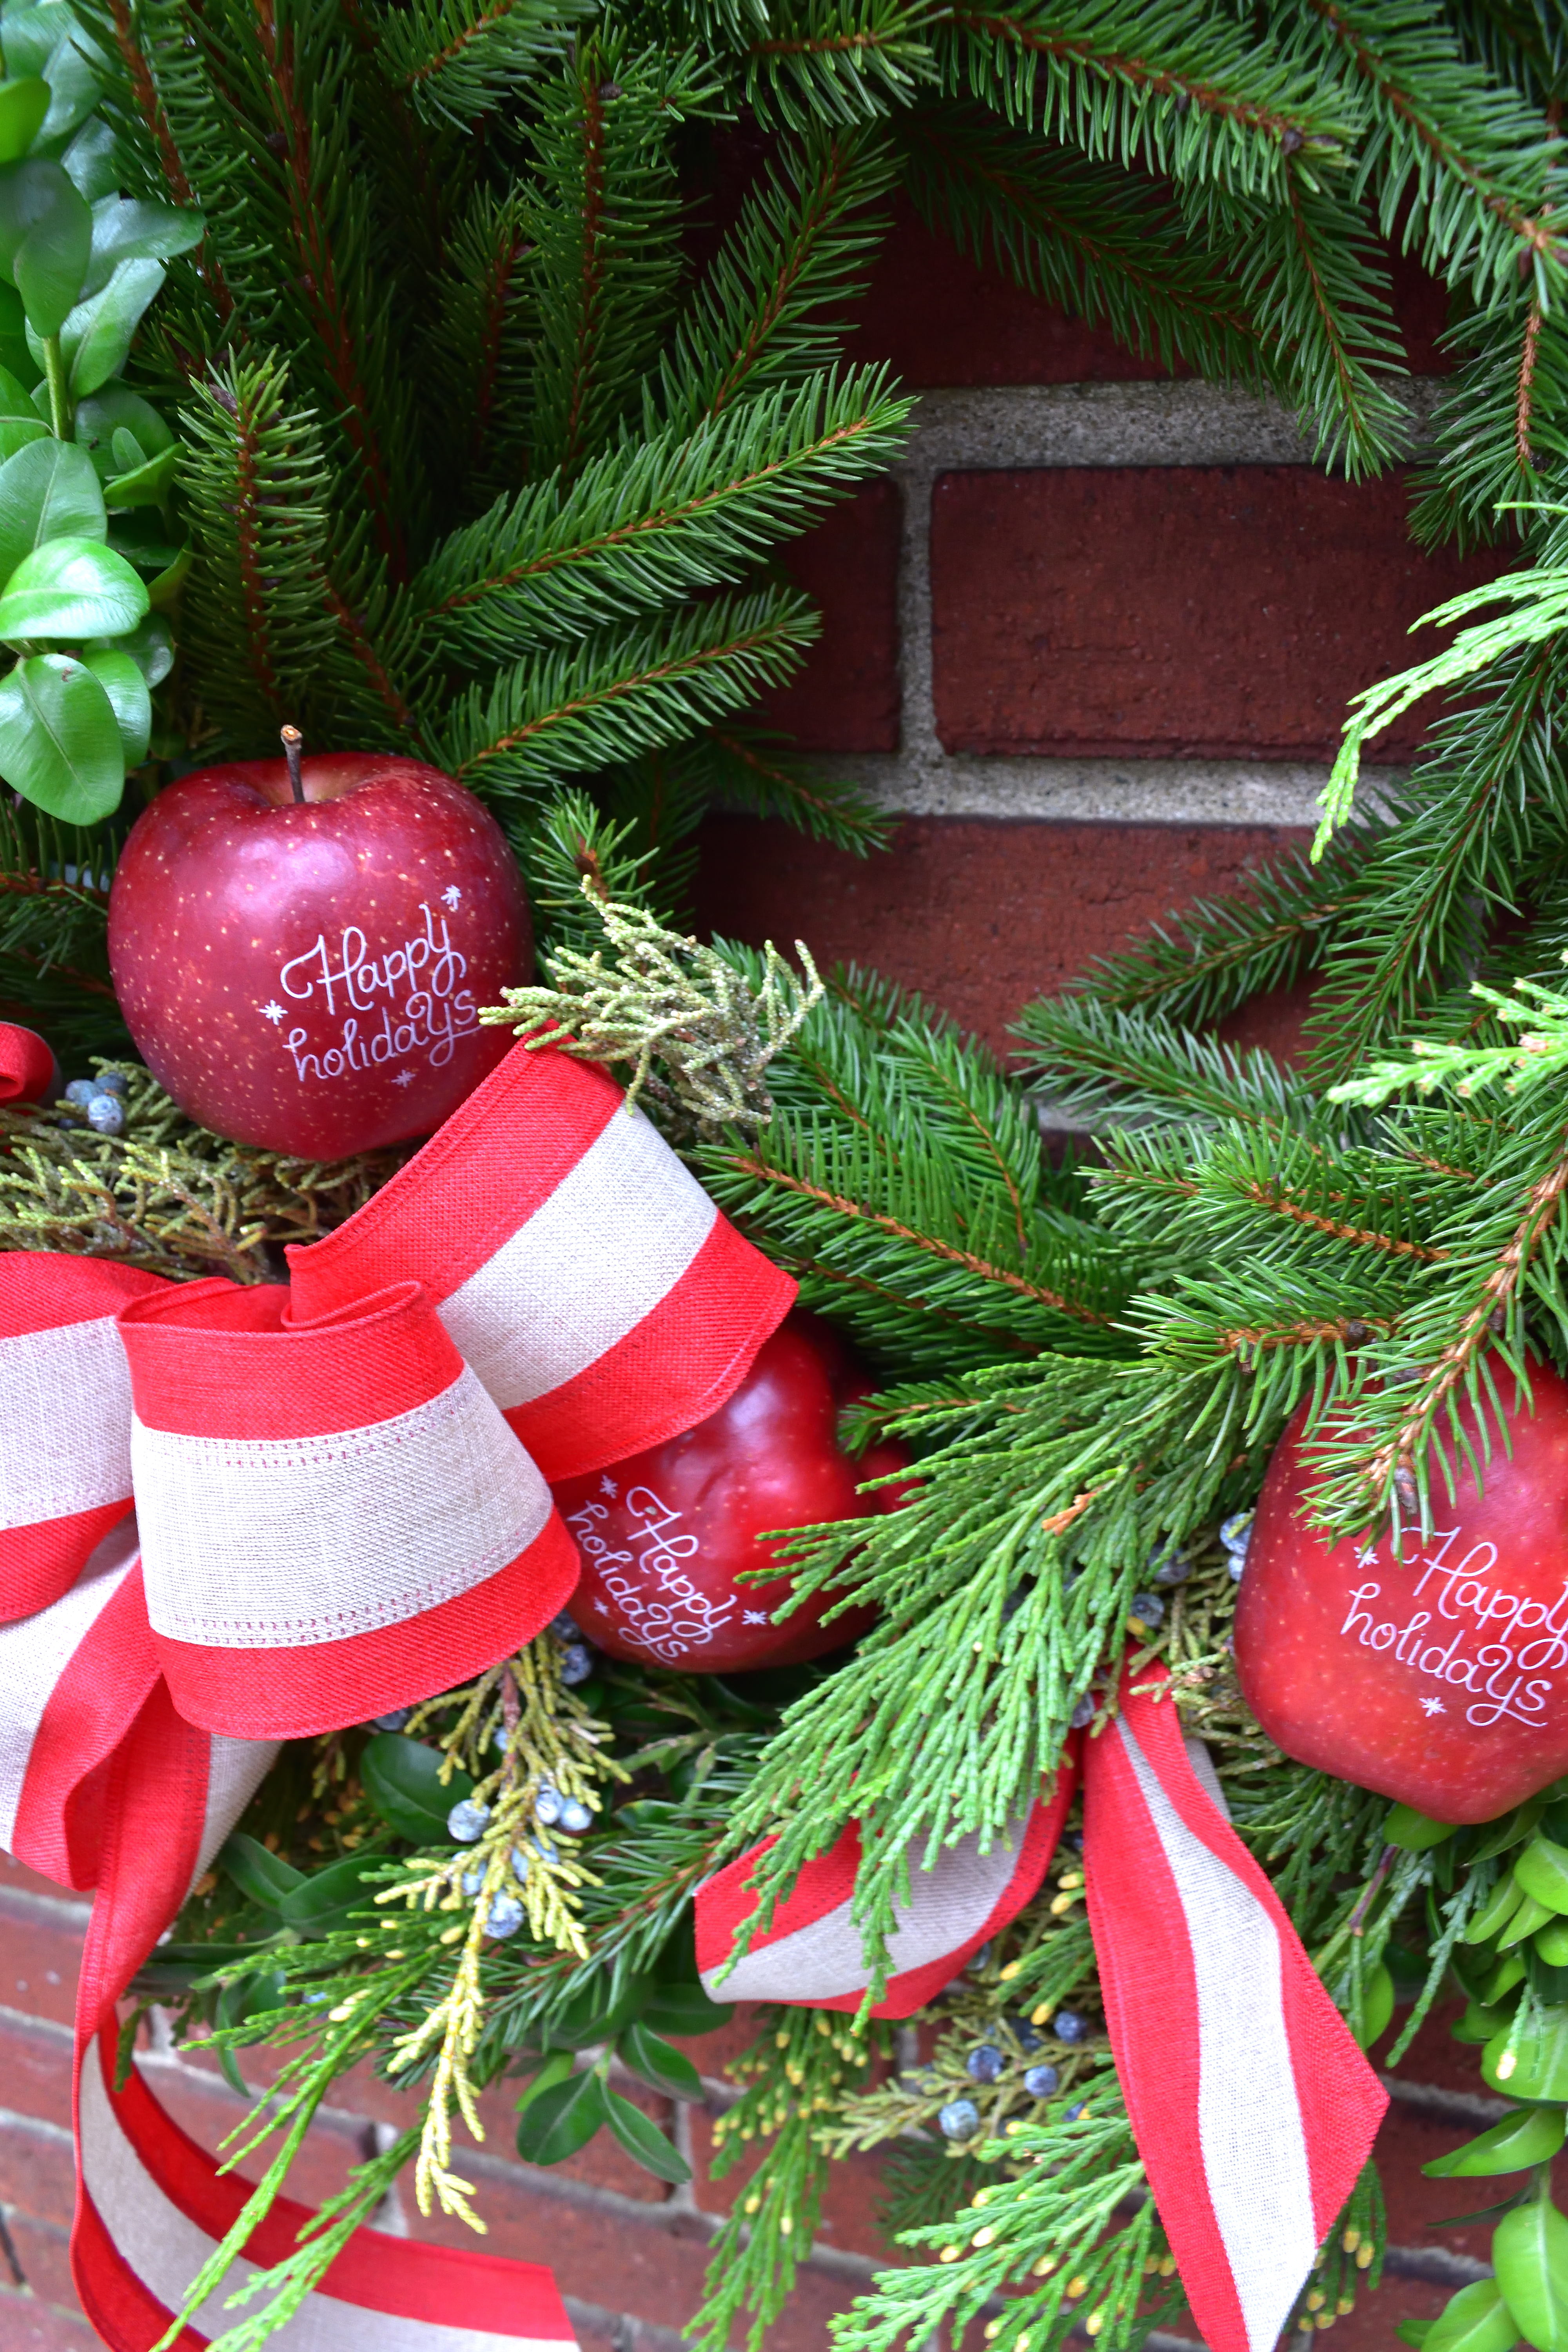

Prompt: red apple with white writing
[
  {"left": 107, "top": 748, "right": 530, "bottom": 1158},
  {"left": 1234, "top": 1363, "right": 1568, "bottom": 1823},
  {"left": 554, "top": 1311, "right": 913, "bottom": 1673}
]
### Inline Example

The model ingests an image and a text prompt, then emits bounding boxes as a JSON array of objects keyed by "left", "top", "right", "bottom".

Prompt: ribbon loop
[
  {"left": 119, "top": 1274, "right": 577, "bottom": 1738},
  {"left": 0, "top": 1252, "right": 169, "bottom": 1621},
  {"left": 287, "top": 1041, "right": 797, "bottom": 1481}
]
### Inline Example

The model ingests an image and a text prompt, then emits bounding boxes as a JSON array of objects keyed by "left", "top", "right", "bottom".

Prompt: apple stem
[{"left": 281, "top": 725, "right": 305, "bottom": 804}]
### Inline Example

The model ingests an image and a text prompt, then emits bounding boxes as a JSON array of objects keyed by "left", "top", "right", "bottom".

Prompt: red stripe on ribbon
[
  {"left": 697, "top": 1666, "right": 1387, "bottom": 2352},
  {"left": 156, "top": 1513, "right": 580, "bottom": 1740},
  {"left": 0, "top": 1042, "right": 797, "bottom": 2347}
]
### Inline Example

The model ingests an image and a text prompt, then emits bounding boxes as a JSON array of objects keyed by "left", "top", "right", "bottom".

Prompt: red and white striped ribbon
[
  {"left": 76, "top": 2030, "right": 575, "bottom": 2351},
  {"left": 0, "top": 1039, "right": 793, "bottom": 2350},
  {"left": 287, "top": 1040, "right": 797, "bottom": 1483},
  {"left": 695, "top": 1666, "right": 1388, "bottom": 2352}
]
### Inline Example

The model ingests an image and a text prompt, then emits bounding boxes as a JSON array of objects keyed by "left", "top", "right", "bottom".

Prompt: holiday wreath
[{"left": 3, "top": 2, "right": 1568, "bottom": 2348}]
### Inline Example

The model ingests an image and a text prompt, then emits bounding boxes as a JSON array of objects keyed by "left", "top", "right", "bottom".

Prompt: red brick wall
[{"left": 0, "top": 207, "right": 1505, "bottom": 2349}]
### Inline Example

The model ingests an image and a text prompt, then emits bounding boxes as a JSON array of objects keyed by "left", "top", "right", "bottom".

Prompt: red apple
[
  {"left": 107, "top": 751, "right": 529, "bottom": 1158},
  {"left": 1234, "top": 1363, "right": 1568, "bottom": 1823},
  {"left": 553, "top": 1310, "right": 912, "bottom": 1673}
]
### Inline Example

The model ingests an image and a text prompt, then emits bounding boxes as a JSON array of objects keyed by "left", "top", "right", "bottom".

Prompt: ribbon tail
[
  {"left": 695, "top": 1763, "right": 1075, "bottom": 2016},
  {"left": 1083, "top": 1673, "right": 1387, "bottom": 2352},
  {"left": 74, "top": 2025, "right": 579, "bottom": 2351}
]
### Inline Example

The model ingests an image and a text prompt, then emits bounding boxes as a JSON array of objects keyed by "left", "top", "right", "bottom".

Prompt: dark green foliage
[{"left": 20, "top": 5, "right": 1568, "bottom": 2351}]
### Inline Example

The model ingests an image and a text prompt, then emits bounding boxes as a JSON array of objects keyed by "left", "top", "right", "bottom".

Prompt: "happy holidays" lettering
[
  {"left": 566, "top": 1487, "right": 738, "bottom": 1663},
  {"left": 270, "top": 903, "right": 478, "bottom": 1085},
  {"left": 1341, "top": 1525, "right": 1568, "bottom": 1730}
]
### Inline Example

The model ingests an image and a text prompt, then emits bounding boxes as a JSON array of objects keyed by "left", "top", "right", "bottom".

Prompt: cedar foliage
[{"left": 12, "top": 2, "right": 1568, "bottom": 2350}]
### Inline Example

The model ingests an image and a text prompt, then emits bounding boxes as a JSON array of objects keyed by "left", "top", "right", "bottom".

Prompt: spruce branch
[
  {"left": 437, "top": 588, "right": 822, "bottom": 800},
  {"left": 375, "top": 0, "right": 593, "bottom": 125},
  {"left": 178, "top": 356, "right": 340, "bottom": 745},
  {"left": 412, "top": 367, "right": 915, "bottom": 663},
  {"left": 659, "top": 125, "right": 896, "bottom": 429},
  {"left": 483, "top": 879, "right": 825, "bottom": 1139},
  {"left": 938, "top": 0, "right": 1354, "bottom": 198},
  {"left": 897, "top": 103, "right": 1271, "bottom": 383}
]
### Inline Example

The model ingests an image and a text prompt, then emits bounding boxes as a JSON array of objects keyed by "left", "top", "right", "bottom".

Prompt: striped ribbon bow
[
  {"left": 695, "top": 1665, "right": 1389, "bottom": 2352},
  {"left": 0, "top": 1038, "right": 794, "bottom": 2350}
]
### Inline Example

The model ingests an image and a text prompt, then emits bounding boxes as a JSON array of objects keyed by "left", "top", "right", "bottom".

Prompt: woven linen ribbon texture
[
  {"left": 695, "top": 1664, "right": 1388, "bottom": 2352},
  {"left": 0, "top": 1040, "right": 795, "bottom": 2350}
]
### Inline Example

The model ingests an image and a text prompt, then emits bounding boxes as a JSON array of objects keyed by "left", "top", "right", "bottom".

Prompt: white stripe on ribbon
[
  {"left": 439, "top": 1106, "right": 717, "bottom": 1410},
  {"left": 78, "top": 2056, "right": 569, "bottom": 2351},
  {"left": 0, "top": 1316, "right": 134, "bottom": 1530},
  {"left": 134, "top": 1365, "right": 553, "bottom": 1648},
  {"left": 0, "top": 1514, "right": 140, "bottom": 1849},
  {"left": 1114, "top": 1717, "right": 1316, "bottom": 2352},
  {"left": 701, "top": 1821, "right": 1027, "bottom": 2003},
  {"left": 192, "top": 1735, "right": 283, "bottom": 1888}
]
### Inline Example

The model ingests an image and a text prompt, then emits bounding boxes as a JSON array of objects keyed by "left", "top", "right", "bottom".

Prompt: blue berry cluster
[
  {"left": 63, "top": 1069, "right": 128, "bottom": 1136},
  {"left": 1220, "top": 1512, "right": 1253, "bottom": 1581}
]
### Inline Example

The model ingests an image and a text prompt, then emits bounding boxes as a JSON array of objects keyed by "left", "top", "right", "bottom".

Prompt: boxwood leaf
[
  {"left": 359, "top": 1732, "right": 471, "bottom": 1842},
  {"left": 1425, "top": 2105, "right": 1567, "bottom": 2178},
  {"left": 0, "top": 158, "right": 91, "bottom": 335},
  {"left": 616, "top": 2020, "right": 703, "bottom": 2100},
  {"left": 0, "top": 533, "right": 147, "bottom": 639},
  {"left": 514, "top": 2069, "right": 610, "bottom": 2165},
  {"left": 604, "top": 2091, "right": 691, "bottom": 2185},
  {"left": 218, "top": 1830, "right": 306, "bottom": 1912},
  {"left": 86, "top": 610, "right": 171, "bottom": 685},
  {"left": 1423, "top": 2279, "right": 1519, "bottom": 2352},
  {"left": 0, "top": 79, "right": 48, "bottom": 163},
  {"left": 1494, "top": 2196, "right": 1568, "bottom": 2352},
  {"left": 82, "top": 195, "right": 202, "bottom": 298},
  {"left": 81, "top": 646, "right": 148, "bottom": 764},
  {"left": 640, "top": 1982, "right": 735, "bottom": 2036},
  {"left": 277, "top": 1851, "right": 388, "bottom": 1936},
  {"left": 0, "top": 436, "right": 103, "bottom": 585},
  {"left": 541, "top": 1974, "right": 651, "bottom": 2051},
  {"left": 58, "top": 256, "right": 165, "bottom": 397},
  {"left": 0, "top": 649, "right": 122, "bottom": 818}
]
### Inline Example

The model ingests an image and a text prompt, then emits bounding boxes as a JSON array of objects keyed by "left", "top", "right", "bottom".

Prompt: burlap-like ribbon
[
  {"left": 696, "top": 1664, "right": 1390, "bottom": 2352},
  {"left": 0, "top": 1038, "right": 794, "bottom": 2348}
]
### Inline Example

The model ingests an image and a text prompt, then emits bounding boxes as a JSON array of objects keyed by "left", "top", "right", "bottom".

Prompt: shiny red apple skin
[
  {"left": 1235, "top": 1365, "right": 1568, "bottom": 1823},
  {"left": 554, "top": 1310, "right": 911, "bottom": 1673},
  {"left": 107, "top": 753, "right": 529, "bottom": 1158}
]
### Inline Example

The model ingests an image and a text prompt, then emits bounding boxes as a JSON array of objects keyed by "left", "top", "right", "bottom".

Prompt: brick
[
  {"left": 0, "top": 2212, "right": 76, "bottom": 2314},
  {"left": 0, "top": 2009, "right": 74, "bottom": 2134},
  {"left": 929, "top": 465, "right": 1501, "bottom": 760},
  {"left": 848, "top": 193, "right": 1170, "bottom": 389},
  {"left": 693, "top": 811, "right": 1314, "bottom": 1059},
  {"left": 757, "top": 479, "right": 902, "bottom": 753},
  {"left": 0, "top": 1904, "right": 86, "bottom": 2032},
  {"left": 0, "top": 2115, "right": 76, "bottom": 2235},
  {"left": 842, "top": 194, "right": 1452, "bottom": 388},
  {"left": 0, "top": 2288, "right": 98, "bottom": 2348}
]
